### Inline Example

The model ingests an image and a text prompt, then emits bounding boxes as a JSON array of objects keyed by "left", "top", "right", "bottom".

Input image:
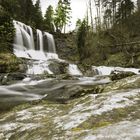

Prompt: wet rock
[
  {"left": 31, "top": 74, "right": 56, "bottom": 80},
  {"left": 103, "top": 75, "right": 140, "bottom": 92},
  {"left": 7, "top": 73, "right": 26, "bottom": 80},
  {"left": 79, "top": 65, "right": 97, "bottom": 77},
  {"left": 110, "top": 70, "right": 136, "bottom": 81},
  {"left": 1, "top": 75, "right": 8, "bottom": 85},
  {"left": 0, "top": 53, "right": 23, "bottom": 73},
  {"left": 18, "top": 63, "right": 27, "bottom": 73},
  {"left": 44, "top": 84, "right": 102, "bottom": 103},
  {"left": 49, "top": 60, "right": 69, "bottom": 75},
  {"left": 56, "top": 74, "right": 78, "bottom": 80},
  {"left": 0, "top": 73, "right": 26, "bottom": 85}
]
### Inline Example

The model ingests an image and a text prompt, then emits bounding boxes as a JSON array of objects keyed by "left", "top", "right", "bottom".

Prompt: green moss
[
  {"left": 12, "top": 103, "right": 32, "bottom": 112},
  {"left": 105, "top": 53, "right": 128, "bottom": 67},
  {"left": 71, "top": 127, "right": 83, "bottom": 132},
  {"left": 92, "top": 121, "right": 111, "bottom": 130},
  {"left": 77, "top": 102, "right": 139, "bottom": 130},
  {"left": 0, "top": 53, "right": 22, "bottom": 73}
]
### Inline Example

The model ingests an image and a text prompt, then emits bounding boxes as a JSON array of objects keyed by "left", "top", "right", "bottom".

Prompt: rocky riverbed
[{"left": 0, "top": 73, "right": 140, "bottom": 140}]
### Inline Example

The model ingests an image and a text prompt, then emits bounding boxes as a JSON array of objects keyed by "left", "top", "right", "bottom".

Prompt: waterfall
[
  {"left": 68, "top": 64, "right": 82, "bottom": 76},
  {"left": 13, "top": 21, "right": 82, "bottom": 76},
  {"left": 13, "top": 21, "right": 35, "bottom": 50},
  {"left": 37, "top": 29, "right": 44, "bottom": 51},
  {"left": 13, "top": 21, "right": 59, "bottom": 74},
  {"left": 44, "top": 32, "right": 56, "bottom": 53},
  {"left": 13, "top": 20, "right": 58, "bottom": 60}
]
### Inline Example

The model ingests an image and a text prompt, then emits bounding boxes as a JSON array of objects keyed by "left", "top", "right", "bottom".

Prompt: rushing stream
[
  {"left": 0, "top": 76, "right": 140, "bottom": 139},
  {"left": 0, "top": 21, "right": 140, "bottom": 139}
]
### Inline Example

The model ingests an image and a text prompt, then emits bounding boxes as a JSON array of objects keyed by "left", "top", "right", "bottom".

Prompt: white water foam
[
  {"left": 68, "top": 64, "right": 82, "bottom": 76},
  {"left": 93, "top": 66, "right": 140, "bottom": 75}
]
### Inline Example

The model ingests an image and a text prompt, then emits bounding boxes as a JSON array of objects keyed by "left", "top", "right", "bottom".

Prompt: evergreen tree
[
  {"left": 54, "top": 0, "right": 71, "bottom": 33},
  {"left": 77, "top": 19, "right": 88, "bottom": 60},
  {"left": 0, "top": 0, "right": 20, "bottom": 19},
  {"left": 18, "top": 0, "right": 34, "bottom": 25},
  {"left": 116, "top": 0, "right": 134, "bottom": 23},
  {"left": 0, "top": 5, "right": 15, "bottom": 52},
  {"left": 44, "top": 5, "right": 54, "bottom": 32},
  {"left": 33, "top": 0, "right": 43, "bottom": 29}
]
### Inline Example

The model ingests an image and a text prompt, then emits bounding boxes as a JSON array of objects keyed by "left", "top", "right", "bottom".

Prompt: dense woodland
[{"left": 1, "top": 0, "right": 140, "bottom": 67}]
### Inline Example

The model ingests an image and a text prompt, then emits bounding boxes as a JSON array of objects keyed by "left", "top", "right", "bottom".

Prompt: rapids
[{"left": 0, "top": 76, "right": 140, "bottom": 139}]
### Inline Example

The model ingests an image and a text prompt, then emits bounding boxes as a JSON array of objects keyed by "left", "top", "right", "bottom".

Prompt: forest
[{"left": 1, "top": 0, "right": 140, "bottom": 67}]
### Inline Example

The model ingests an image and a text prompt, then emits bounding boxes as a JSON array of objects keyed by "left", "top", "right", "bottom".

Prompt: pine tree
[
  {"left": 33, "top": 0, "right": 43, "bottom": 29},
  {"left": 54, "top": 0, "right": 71, "bottom": 33},
  {"left": 44, "top": 5, "right": 54, "bottom": 32}
]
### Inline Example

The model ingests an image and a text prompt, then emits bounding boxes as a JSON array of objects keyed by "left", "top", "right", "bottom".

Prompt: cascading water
[
  {"left": 13, "top": 21, "right": 81, "bottom": 75},
  {"left": 44, "top": 32, "right": 56, "bottom": 53},
  {"left": 92, "top": 66, "right": 140, "bottom": 75},
  {"left": 13, "top": 21, "right": 60, "bottom": 74},
  {"left": 68, "top": 64, "right": 82, "bottom": 76},
  {"left": 37, "top": 29, "right": 44, "bottom": 51}
]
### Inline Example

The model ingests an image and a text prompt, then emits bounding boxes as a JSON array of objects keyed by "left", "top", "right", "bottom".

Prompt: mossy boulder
[
  {"left": 110, "top": 71, "right": 136, "bottom": 81},
  {"left": 0, "top": 73, "right": 26, "bottom": 85},
  {"left": 0, "top": 53, "right": 26, "bottom": 73},
  {"left": 103, "top": 75, "right": 140, "bottom": 92},
  {"left": 48, "top": 60, "right": 69, "bottom": 75}
]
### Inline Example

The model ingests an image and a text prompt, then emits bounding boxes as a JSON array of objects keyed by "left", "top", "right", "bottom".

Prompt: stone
[
  {"left": 110, "top": 70, "right": 136, "bottom": 81},
  {"left": 49, "top": 60, "right": 69, "bottom": 75}
]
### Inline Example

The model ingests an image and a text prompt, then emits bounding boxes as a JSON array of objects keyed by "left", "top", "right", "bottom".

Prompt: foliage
[
  {"left": 0, "top": 5, "right": 15, "bottom": 52},
  {"left": 76, "top": 19, "right": 89, "bottom": 60},
  {"left": 75, "top": 0, "right": 140, "bottom": 67},
  {"left": 33, "top": 0, "right": 43, "bottom": 29},
  {"left": 44, "top": 5, "right": 54, "bottom": 32},
  {"left": 54, "top": 0, "right": 71, "bottom": 33}
]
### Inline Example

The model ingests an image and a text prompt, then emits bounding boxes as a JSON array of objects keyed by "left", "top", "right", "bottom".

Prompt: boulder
[
  {"left": 103, "top": 75, "right": 140, "bottom": 92},
  {"left": 49, "top": 60, "right": 69, "bottom": 75},
  {"left": 110, "top": 70, "right": 136, "bottom": 81},
  {"left": 0, "top": 73, "right": 26, "bottom": 85},
  {"left": 0, "top": 53, "right": 26, "bottom": 73}
]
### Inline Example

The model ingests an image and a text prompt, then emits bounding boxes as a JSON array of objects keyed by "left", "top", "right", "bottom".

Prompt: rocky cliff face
[{"left": 54, "top": 32, "right": 79, "bottom": 62}]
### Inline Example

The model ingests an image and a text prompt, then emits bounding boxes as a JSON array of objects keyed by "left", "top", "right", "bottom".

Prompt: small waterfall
[
  {"left": 37, "top": 29, "right": 44, "bottom": 51},
  {"left": 13, "top": 22, "right": 24, "bottom": 50},
  {"left": 13, "top": 21, "right": 35, "bottom": 50},
  {"left": 20, "top": 28, "right": 32, "bottom": 49},
  {"left": 44, "top": 32, "right": 56, "bottom": 53},
  {"left": 68, "top": 64, "right": 82, "bottom": 76},
  {"left": 27, "top": 60, "right": 53, "bottom": 75},
  {"left": 28, "top": 26, "right": 35, "bottom": 50}
]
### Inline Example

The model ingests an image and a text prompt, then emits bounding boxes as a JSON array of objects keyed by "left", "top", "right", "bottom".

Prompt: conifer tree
[{"left": 44, "top": 5, "right": 54, "bottom": 32}]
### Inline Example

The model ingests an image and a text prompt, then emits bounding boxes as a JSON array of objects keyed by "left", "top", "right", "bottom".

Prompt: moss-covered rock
[
  {"left": 0, "top": 53, "right": 25, "bottom": 73},
  {"left": 48, "top": 60, "right": 69, "bottom": 75},
  {"left": 103, "top": 75, "right": 140, "bottom": 92},
  {"left": 110, "top": 71, "right": 136, "bottom": 81}
]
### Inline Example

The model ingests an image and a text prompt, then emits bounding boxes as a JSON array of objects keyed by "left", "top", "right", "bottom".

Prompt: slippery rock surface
[{"left": 0, "top": 75, "right": 140, "bottom": 139}]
